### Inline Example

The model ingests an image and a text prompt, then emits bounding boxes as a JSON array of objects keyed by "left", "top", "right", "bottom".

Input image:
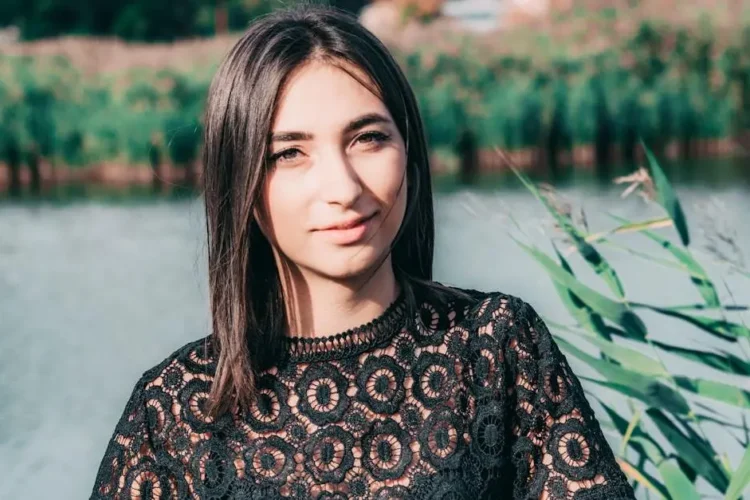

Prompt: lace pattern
[{"left": 90, "top": 289, "right": 635, "bottom": 499}]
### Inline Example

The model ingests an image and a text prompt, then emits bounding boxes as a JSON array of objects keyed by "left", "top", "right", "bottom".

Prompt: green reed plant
[
  {"left": 393, "top": 18, "right": 750, "bottom": 154},
  {"left": 505, "top": 144, "right": 750, "bottom": 499}
]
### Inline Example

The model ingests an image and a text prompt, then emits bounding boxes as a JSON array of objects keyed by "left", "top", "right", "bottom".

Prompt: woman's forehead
[{"left": 271, "top": 60, "right": 388, "bottom": 132}]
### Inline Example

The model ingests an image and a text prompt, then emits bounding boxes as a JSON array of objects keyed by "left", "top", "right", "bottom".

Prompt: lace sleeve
[
  {"left": 90, "top": 373, "right": 189, "bottom": 499},
  {"left": 506, "top": 300, "right": 635, "bottom": 500}
]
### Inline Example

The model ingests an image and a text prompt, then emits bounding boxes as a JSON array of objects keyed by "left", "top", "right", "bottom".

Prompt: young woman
[{"left": 91, "top": 6, "right": 635, "bottom": 499}]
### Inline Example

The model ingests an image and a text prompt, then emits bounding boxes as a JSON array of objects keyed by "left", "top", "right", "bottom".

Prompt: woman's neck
[{"left": 277, "top": 255, "right": 401, "bottom": 339}]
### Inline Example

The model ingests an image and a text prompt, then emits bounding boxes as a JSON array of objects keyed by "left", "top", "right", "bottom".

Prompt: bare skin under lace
[{"left": 90, "top": 288, "right": 635, "bottom": 499}]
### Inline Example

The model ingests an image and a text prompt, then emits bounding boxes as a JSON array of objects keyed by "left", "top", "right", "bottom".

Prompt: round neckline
[{"left": 282, "top": 292, "right": 408, "bottom": 363}]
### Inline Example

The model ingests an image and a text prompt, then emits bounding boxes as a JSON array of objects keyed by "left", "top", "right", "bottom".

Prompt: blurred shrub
[
  {"left": 393, "top": 21, "right": 750, "bottom": 152},
  {"left": 1, "top": 17, "right": 749, "bottom": 171},
  {"left": 0, "top": 0, "right": 335, "bottom": 41}
]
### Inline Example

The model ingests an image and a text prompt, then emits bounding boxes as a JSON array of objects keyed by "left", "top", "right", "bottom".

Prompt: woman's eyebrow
[{"left": 269, "top": 113, "right": 391, "bottom": 143}]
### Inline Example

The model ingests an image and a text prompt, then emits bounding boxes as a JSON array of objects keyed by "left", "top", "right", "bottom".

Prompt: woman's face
[{"left": 259, "top": 60, "right": 408, "bottom": 282}]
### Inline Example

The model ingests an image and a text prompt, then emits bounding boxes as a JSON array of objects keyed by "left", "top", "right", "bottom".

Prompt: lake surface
[{"left": 1, "top": 183, "right": 749, "bottom": 499}]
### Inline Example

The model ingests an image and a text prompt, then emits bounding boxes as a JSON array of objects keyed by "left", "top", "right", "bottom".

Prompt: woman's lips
[{"left": 316, "top": 212, "right": 377, "bottom": 245}]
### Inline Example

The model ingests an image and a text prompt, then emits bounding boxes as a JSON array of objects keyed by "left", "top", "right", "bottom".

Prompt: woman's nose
[{"left": 317, "top": 147, "right": 363, "bottom": 207}]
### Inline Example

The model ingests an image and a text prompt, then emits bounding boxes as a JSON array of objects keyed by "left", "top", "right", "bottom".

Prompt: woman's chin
[{"left": 308, "top": 246, "right": 390, "bottom": 281}]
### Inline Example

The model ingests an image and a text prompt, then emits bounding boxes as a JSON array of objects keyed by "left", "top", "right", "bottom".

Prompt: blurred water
[{"left": 1, "top": 185, "right": 749, "bottom": 499}]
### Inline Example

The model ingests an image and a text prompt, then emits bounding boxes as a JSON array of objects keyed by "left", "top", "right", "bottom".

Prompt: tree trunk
[
  {"left": 456, "top": 128, "right": 479, "bottom": 185},
  {"left": 149, "top": 138, "right": 163, "bottom": 193},
  {"left": 215, "top": 0, "right": 229, "bottom": 35},
  {"left": 28, "top": 147, "right": 42, "bottom": 196},
  {"left": 6, "top": 139, "right": 22, "bottom": 197}
]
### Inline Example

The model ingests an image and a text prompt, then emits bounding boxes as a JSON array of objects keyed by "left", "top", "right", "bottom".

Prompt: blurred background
[{"left": 1, "top": 0, "right": 750, "bottom": 498}]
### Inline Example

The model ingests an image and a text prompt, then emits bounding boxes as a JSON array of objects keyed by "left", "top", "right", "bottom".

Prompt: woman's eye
[
  {"left": 269, "top": 148, "right": 301, "bottom": 164},
  {"left": 356, "top": 131, "right": 391, "bottom": 146}
]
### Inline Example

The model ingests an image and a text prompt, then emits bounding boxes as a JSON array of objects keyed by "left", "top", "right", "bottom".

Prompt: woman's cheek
[
  {"left": 262, "top": 173, "right": 304, "bottom": 246},
  {"left": 362, "top": 150, "right": 407, "bottom": 202}
]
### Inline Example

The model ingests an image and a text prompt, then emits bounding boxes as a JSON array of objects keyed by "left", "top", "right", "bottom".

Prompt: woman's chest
[{"left": 163, "top": 344, "right": 509, "bottom": 498}]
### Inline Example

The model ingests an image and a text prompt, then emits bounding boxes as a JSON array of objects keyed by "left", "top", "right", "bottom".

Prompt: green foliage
[
  {"left": 391, "top": 19, "right": 750, "bottom": 154},
  {"left": 0, "top": 0, "right": 282, "bottom": 41},
  {"left": 165, "top": 116, "right": 202, "bottom": 166},
  {"left": 512, "top": 146, "right": 750, "bottom": 498},
  {"left": 1, "top": 15, "right": 748, "bottom": 173}
]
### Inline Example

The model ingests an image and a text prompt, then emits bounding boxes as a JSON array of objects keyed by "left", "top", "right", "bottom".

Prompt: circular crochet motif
[
  {"left": 446, "top": 326, "right": 469, "bottom": 358},
  {"left": 225, "top": 479, "right": 255, "bottom": 500},
  {"left": 286, "top": 475, "right": 314, "bottom": 499},
  {"left": 295, "top": 363, "right": 351, "bottom": 425},
  {"left": 143, "top": 387, "right": 175, "bottom": 442},
  {"left": 166, "top": 421, "right": 193, "bottom": 461},
  {"left": 343, "top": 403, "right": 370, "bottom": 437},
  {"left": 244, "top": 373, "right": 290, "bottom": 432},
  {"left": 123, "top": 456, "right": 190, "bottom": 499},
  {"left": 549, "top": 419, "right": 598, "bottom": 481},
  {"left": 512, "top": 437, "right": 547, "bottom": 499},
  {"left": 244, "top": 436, "right": 295, "bottom": 485},
  {"left": 416, "top": 302, "right": 450, "bottom": 345},
  {"left": 303, "top": 425, "right": 355, "bottom": 483},
  {"left": 160, "top": 363, "right": 186, "bottom": 396},
  {"left": 179, "top": 379, "right": 216, "bottom": 433},
  {"left": 467, "top": 334, "right": 502, "bottom": 398},
  {"left": 286, "top": 417, "right": 310, "bottom": 447},
  {"left": 183, "top": 341, "right": 216, "bottom": 373},
  {"left": 373, "top": 485, "right": 411, "bottom": 499},
  {"left": 412, "top": 351, "right": 455, "bottom": 408},
  {"left": 400, "top": 403, "right": 423, "bottom": 432},
  {"left": 470, "top": 399, "right": 505, "bottom": 466},
  {"left": 540, "top": 362, "right": 577, "bottom": 418},
  {"left": 189, "top": 439, "right": 235, "bottom": 499},
  {"left": 418, "top": 405, "right": 466, "bottom": 469},
  {"left": 356, "top": 355, "right": 406, "bottom": 414},
  {"left": 346, "top": 470, "right": 370, "bottom": 499},
  {"left": 361, "top": 418, "right": 413, "bottom": 480}
]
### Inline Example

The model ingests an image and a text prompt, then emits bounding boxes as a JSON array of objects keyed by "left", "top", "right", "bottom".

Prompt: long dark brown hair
[{"left": 202, "top": 4, "right": 454, "bottom": 418}]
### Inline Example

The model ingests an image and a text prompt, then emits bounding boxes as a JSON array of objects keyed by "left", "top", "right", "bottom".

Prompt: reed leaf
[
  {"left": 511, "top": 166, "right": 626, "bottom": 298},
  {"left": 641, "top": 231, "right": 719, "bottom": 307},
  {"left": 551, "top": 244, "right": 611, "bottom": 339},
  {"left": 598, "top": 401, "right": 667, "bottom": 463},
  {"left": 647, "top": 408, "right": 730, "bottom": 493},
  {"left": 641, "top": 140, "right": 690, "bottom": 247},
  {"left": 584, "top": 217, "right": 673, "bottom": 245},
  {"left": 617, "top": 458, "right": 669, "bottom": 499},
  {"left": 585, "top": 377, "right": 692, "bottom": 416},
  {"left": 513, "top": 237, "right": 647, "bottom": 339},
  {"left": 725, "top": 442, "right": 750, "bottom": 500},
  {"left": 576, "top": 334, "right": 668, "bottom": 377},
  {"left": 634, "top": 304, "right": 749, "bottom": 342},
  {"left": 654, "top": 304, "right": 747, "bottom": 312},
  {"left": 658, "top": 458, "right": 702, "bottom": 500},
  {"left": 556, "top": 337, "right": 690, "bottom": 414},
  {"left": 620, "top": 409, "right": 643, "bottom": 456},
  {"left": 674, "top": 376, "right": 750, "bottom": 409},
  {"left": 652, "top": 341, "right": 750, "bottom": 376},
  {"left": 609, "top": 213, "right": 719, "bottom": 307}
]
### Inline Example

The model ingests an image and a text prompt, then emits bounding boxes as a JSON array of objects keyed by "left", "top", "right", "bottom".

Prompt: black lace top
[{"left": 90, "top": 288, "right": 635, "bottom": 499}]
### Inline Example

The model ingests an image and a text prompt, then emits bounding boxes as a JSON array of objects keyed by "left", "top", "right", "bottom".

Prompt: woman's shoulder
[
  {"left": 133, "top": 335, "right": 218, "bottom": 391},
  {"left": 420, "top": 281, "right": 532, "bottom": 327},
  {"left": 416, "top": 281, "right": 538, "bottom": 342}
]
